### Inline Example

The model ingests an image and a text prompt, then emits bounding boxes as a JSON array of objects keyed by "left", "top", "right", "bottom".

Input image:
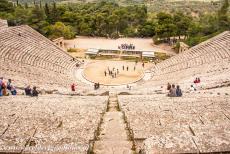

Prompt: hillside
[{"left": 10, "top": 0, "right": 222, "bottom": 14}]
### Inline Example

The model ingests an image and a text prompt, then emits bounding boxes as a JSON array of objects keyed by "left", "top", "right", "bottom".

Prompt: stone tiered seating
[
  {"left": 118, "top": 94, "right": 230, "bottom": 153},
  {"left": 131, "top": 60, "right": 230, "bottom": 96},
  {"left": 0, "top": 19, "right": 8, "bottom": 28},
  {"left": 133, "top": 31, "right": 230, "bottom": 95},
  {"left": 0, "top": 25, "right": 81, "bottom": 91},
  {"left": 152, "top": 31, "right": 230, "bottom": 75},
  {"left": 0, "top": 95, "right": 108, "bottom": 153}
]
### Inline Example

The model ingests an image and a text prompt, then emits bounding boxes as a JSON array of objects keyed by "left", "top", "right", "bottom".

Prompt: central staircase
[{"left": 93, "top": 93, "right": 136, "bottom": 154}]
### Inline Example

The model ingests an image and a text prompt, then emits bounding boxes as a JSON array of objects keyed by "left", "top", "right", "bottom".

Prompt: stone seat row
[
  {"left": 136, "top": 60, "right": 230, "bottom": 95},
  {"left": 0, "top": 28, "right": 78, "bottom": 71},
  {"left": 0, "top": 25, "right": 82, "bottom": 90},
  {"left": 0, "top": 59, "right": 76, "bottom": 90},
  {"left": 152, "top": 31, "right": 230, "bottom": 75},
  {"left": 118, "top": 95, "right": 230, "bottom": 153},
  {"left": 0, "top": 95, "right": 108, "bottom": 154}
]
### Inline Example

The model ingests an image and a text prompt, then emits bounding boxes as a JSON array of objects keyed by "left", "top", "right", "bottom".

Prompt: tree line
[{"left": 0, "top": 0, "right": 229, "bottom": 46}]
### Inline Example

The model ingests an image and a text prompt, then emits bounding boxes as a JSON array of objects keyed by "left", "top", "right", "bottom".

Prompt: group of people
[
  {"left": 167, "top": 83, "right": 182, "bottom": 97},
  {"left": 0, "top": 78, "right": 17, "bottom": 96},
  {"left": 0, "top": 77, "right": 39, "bottom": 97},
  {"left": 104, "top": 64, "right": 138, "bottom": 79},
  {"left": 94, "top": 83, "right": 100, "bottom": 90},
  {"left": 118, "top": 43, "right": 135, "bottom": 50},
  {"left": 24, "top": 86, "right": 39, "bottom": 96},
  {"left": 190, "top": 77, "right": 201, "bottom": 91},
  {"left": 105, "top": 67, "right": 120, "bottom": 78},
  {"left": 194, "top": 77, "right": 201, "bottom": 84}
]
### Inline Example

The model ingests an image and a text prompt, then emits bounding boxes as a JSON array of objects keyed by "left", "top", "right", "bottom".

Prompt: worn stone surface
[
  {"left": 119, "top": 94, "right": 230, "bottom": 153},
  {"left": 94, "top": 94, "right": 135, "bottom": 154},
  {"left": 0, "top": 95, "right": 108, "bottom": 153}
]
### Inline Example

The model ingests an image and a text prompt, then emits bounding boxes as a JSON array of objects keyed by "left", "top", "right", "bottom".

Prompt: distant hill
[{"left": 9, "top": 0, "right": 222, "bottom": 14}]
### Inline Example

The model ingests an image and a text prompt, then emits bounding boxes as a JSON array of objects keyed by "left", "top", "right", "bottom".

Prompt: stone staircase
[{"left": 93, "top": 93, "right": 135, "bottom": 154}]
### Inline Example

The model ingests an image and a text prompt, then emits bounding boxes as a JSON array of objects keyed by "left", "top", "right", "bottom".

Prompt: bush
[
  {"left": 67, "top": 48, "right": 77, "bottom": 53},
  {"left": 110, "top": 32, "right": 119, "bottom": 39}
]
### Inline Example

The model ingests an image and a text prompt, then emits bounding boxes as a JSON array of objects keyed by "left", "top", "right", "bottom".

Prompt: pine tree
[
  {"left": 39, "top": 0, "right": 42, "bottom": 9},
  {"left": 218, "top": 0, "right": 230, "bottom": 30},
  {"left": 24, "top": 2, "right": 28, "bottom": 9}
]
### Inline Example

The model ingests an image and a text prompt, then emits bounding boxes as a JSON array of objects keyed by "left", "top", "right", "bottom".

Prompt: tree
[
  {"left": 28, "top": 5, "right": 47, "bottom": 33},
  {"left": 14, "top": 6, "right": 30, "bottom": 24},
  {"left": 45, "top": 22, "right": 75, "bottom": 39},
  {"left": 44, "top": 3, "right": 51, "bottom": 22},
  {"left": 218, "top": 0, "right": 230, "bottom": 30},
  {"left": 155, "top": 12, "right": 176, "bottom": 41},
  {"left": 173, "top": 12, "right": 192, "bottom": 39},
  {"left": 50, "top": 2, "right": 58, "bottom": 23},
  {"left": 138, "top": 21, "right": 156, "bottom": 37},
  {"left": 0, "top": 0, "right": 14, "bottom": 13}
]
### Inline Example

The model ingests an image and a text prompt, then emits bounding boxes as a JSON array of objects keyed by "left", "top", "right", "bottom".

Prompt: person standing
[
  {"left": 104, "top": 71, "right": 107, "bottom": 76},
  {"left": 71, "top": 83, "right": 76, "bottom": 92},
  {"left": 142, "top": 62, "right": 145, "bottom": 68}
]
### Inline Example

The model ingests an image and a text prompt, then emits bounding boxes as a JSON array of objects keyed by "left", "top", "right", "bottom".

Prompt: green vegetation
[
  {"left": 67, "top": 48, "right": 78, "bottom": 52},
  {"left": 155, "top": 52, "right": 171, "bottom": 61},
  {"left": 0, "top": 0, "right": 229, "bottom": 46}
]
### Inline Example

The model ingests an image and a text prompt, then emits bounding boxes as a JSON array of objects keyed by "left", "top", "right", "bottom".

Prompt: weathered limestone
[
  {"left": 0, "top": 95, "right": 108, "bottom": 153},
  {"left": 0, "top": 19, "right": 8, "bottom": 28},
  {"left": 118, "top": 94, "right": 230, "bottom": 153},
  {"left": 93, "top": 93, "right": 135, "bottom": 154},
  {"left": 0, "top": 25, "right": 81, "bottom": 91}
]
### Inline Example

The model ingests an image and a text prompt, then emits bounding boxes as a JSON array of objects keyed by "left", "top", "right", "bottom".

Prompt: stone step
[
  {"left": 94, "top": 140, "right": 135, "bottom": 154},
  {"left": 109, "top": 98, "right": 117, "bottom": 102},
  {"left": 93, "top": 95, "right": 135, "bottom": 154},
  {"left": 108, "top": 103, "right": 118, "bottom": 108},
  {"left": 108, "top": 108, "right": 118, "bottom": 112}
]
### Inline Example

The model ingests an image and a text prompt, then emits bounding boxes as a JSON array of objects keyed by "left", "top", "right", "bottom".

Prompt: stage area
[
  {"left": 83, "top": 60, "right": 148, "bottom": 85},
  {"left": 64, "top": 37, "right": 175, "bottom": 55}
]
